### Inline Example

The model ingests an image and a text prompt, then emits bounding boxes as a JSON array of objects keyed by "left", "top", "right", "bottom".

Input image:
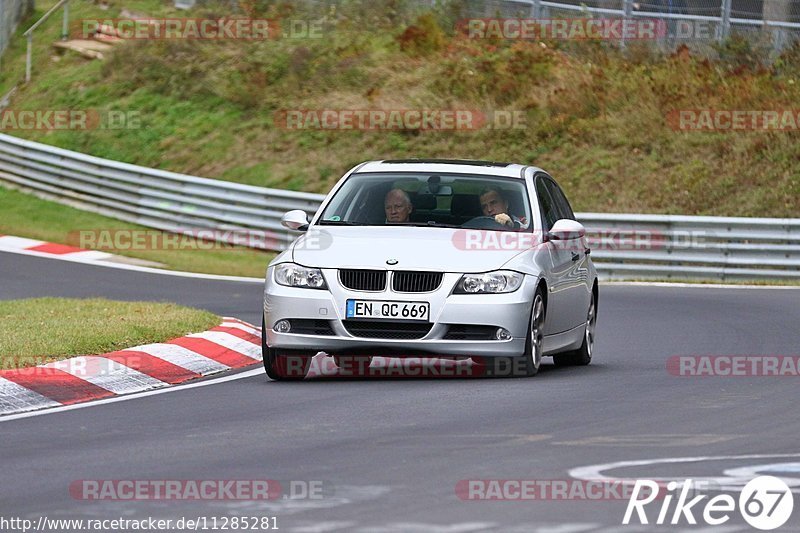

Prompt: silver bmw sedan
[{"left": 262, "top": 159, "right": 597, "bottom": 380}]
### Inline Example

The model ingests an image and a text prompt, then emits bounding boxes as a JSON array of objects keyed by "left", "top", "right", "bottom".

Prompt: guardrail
[
  {"left": 0, "top": 133, "right": 322, "bottom": 250},
  {"left": 0, "top": 132, "right": 798, "bottom": 282},
  {"left": 580, "top": 213, "right": 800, "bottom": 281}
]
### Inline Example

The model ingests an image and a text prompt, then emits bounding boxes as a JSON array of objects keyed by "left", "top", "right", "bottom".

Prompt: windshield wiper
[
  {"left": 318, "top": 220, "right": 363, "bottom": 226},
  {"left": 426, "top": 221, "right": 462, "bottom": 228},
  {"left": 390, "top": 221, "right": 462, "bottom": 229},
  {"left": 320, "top": 220, "right": 461, "bottom": 228}
]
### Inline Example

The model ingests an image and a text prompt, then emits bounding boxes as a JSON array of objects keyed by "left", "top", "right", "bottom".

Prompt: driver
[
  {"left": 384, "top": 188, "right": 413, "bottom": 223},
  {"left": 479, "top": 186, "right": 525, "bottom": 229}
]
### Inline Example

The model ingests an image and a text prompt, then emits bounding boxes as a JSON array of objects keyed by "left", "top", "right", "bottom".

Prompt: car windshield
[{"left": 318, "top": 173, "right": 532, "bottom": 231}]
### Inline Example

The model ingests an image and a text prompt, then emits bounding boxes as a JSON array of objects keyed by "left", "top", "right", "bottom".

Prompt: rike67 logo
[{"left": 623, "top": 476, "right": 794, "bottom": 530}]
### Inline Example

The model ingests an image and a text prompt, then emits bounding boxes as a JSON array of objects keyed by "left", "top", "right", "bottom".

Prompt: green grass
[
  {"left": 0, "top": 186, "right": 274, "bottom": 277},
  {"left": 2, "top": 1, "right": 798, "bottom": 216},
  {"left": 1, "top": 0, "right": 184, "bottom": 95},
  {"left": 0, "top": 297, "right": 219, "bottom": 367}
]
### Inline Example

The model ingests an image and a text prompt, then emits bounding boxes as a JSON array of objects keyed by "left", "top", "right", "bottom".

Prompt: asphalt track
[{"left": 2, "top": 250, "right": 800, "bottom": 532}]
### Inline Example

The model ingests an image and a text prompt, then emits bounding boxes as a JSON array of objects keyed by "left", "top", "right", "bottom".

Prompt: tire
[
  {"left": 511, "top": 288, "right": 545, "bottom": 377},
  {"left": 262, "top": 317, "right": 310, "bottom": 381},
  {"left": 478, "top": 288, "right": 544, "bottom": 378},
  {"left": 553, "top": 289, "right": 596, "bottom": 367}
]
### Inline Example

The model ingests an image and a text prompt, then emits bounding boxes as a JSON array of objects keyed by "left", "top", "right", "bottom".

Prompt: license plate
[{"left": 346, "top": 300, "right": 430, "bottom": 321}]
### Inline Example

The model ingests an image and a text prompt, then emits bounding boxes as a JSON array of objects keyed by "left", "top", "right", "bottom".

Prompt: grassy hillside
[{"left": 1, "top": 0, "right": 798, "bottom": 216}]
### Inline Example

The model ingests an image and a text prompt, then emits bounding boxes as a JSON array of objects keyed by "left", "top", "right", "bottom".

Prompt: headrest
[
  {"left": 451, "top": 194, "right": 482, "bottom": 217},
  {"left": 503, "top": 189, "right": 525, "bottom": 218},
  {"left": 411, "top": 194, "right": 437, "bottom": 210}
]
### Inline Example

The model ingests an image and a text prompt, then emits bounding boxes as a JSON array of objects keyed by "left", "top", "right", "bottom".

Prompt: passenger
[{"left": 384, "top": 189, "right": 413, "bottom": 223}]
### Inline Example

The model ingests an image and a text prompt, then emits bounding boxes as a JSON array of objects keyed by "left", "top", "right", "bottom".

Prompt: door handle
[
  {"left": 571, "top": 252, "right": 580, "bottom": 262},
  {"left": 584, "top": 248, "right": 591, "bottom": 255}
]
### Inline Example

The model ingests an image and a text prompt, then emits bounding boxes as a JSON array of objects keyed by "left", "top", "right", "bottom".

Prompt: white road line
[
  {"left": 568, "top": 453, "right": 800, "bottom": 493},
  {"left": 352, "top": 523, "right": 495, "bottom": 532},
  {"left": 0, "top": 247, "right": 264, "bottom": 283},
  {"left": 132, "top": 343, "right": 230, "bottom": 375},
  {"left": 0, "top": 368, "right": 265, "bottom": 423},
  {"left": 188, "top": 331, "right": 262, "bottom": 360},
  {"left": 66, "top": 250, "right": 114, "bottom": 261},
  {"left": 0, "top": 377, "right": 61, "bottom": 411},
  {"left": 290, "top": 522, "right": 358, "bottom": 532},
  {"left": 530, "top": 526, "right": 599, "bottom": 533},
  {"left": 0, "top": 236, "right": 45, "bottom": 248}
]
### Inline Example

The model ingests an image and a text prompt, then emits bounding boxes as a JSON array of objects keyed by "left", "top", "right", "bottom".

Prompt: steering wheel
[{"left": 461, "top": 215, "right": 510, "bottom": 230}]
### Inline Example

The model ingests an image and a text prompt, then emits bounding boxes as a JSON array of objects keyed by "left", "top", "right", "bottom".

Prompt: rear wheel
[
  {"left": 553, "top": 290, "right": 596, "bottom": 367},
  {"left": 262, "top": 317, "right": 310, "bottom": 381}
]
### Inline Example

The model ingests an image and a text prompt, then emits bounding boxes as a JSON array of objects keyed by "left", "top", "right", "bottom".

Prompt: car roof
[{"left": 356, "top": 159, "right": 544, "bottom": 179}]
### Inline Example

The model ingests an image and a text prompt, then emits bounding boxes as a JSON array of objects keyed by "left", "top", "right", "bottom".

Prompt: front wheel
[
  {"left": 513, "top": 288, "right": 545, "bottom": 377},
  {"left": 553, "top": 290, "right": 596, "bottom": 367},
  {"left": 476, "top": 289, "right": 544, "bottom": 378}
]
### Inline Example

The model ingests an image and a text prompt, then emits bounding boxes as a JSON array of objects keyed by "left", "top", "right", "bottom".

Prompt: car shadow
[{"left": 270, "top": 354, "right": 613, "bottom": 382}]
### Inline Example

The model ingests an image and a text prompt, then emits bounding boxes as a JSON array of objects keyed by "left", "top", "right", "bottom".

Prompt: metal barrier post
[
  {"left": 62, "top": 0, "right": 69, "bottom": 40},
  {"left": 622, "top": 0, "right": 633, "bottom": 47},
  {"left": 25, "top": 33, "right": 32, "bottom": 82},
  {"left": 0, "top": 0, "right": 5, "bottom": 73},
  {"left": 21, "top": 0, "right": 70, "bottom": 83},
  {"left": 720, "top": 0, "right": 732, "bottom": 40}
]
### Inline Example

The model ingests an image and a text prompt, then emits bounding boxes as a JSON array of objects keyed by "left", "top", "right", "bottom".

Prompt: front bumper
[{"left": 263, "top": 268, "right": 537, "bottom": 357}]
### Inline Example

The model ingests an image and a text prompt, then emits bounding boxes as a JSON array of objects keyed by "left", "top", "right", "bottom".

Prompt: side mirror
[
  {"left": 547, "top": 219, "right": 585, "bottom": 241},
  {"left": 281, "top": 210, "right": 309, "bottom": 231}
]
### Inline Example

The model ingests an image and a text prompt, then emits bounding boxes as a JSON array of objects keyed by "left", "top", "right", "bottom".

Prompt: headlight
[
  {"left": 454, "top": 270, "right": 524, "bottom": 294},
  {"left": 274, "top": 263, "right": 327, "bottom": 289}
]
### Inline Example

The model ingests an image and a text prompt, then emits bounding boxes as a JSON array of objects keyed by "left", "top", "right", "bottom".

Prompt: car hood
[{"left": 290, "top": 226, "right": 526, "bottom": 272}]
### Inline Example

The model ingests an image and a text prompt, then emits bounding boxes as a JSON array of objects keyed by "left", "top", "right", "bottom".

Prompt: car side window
[
  {"left": 535, "top": 176, "right": 559, "bottom": 231},
  {"left": 544, "top": 178, "right": 576, "bottom": 221}
]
